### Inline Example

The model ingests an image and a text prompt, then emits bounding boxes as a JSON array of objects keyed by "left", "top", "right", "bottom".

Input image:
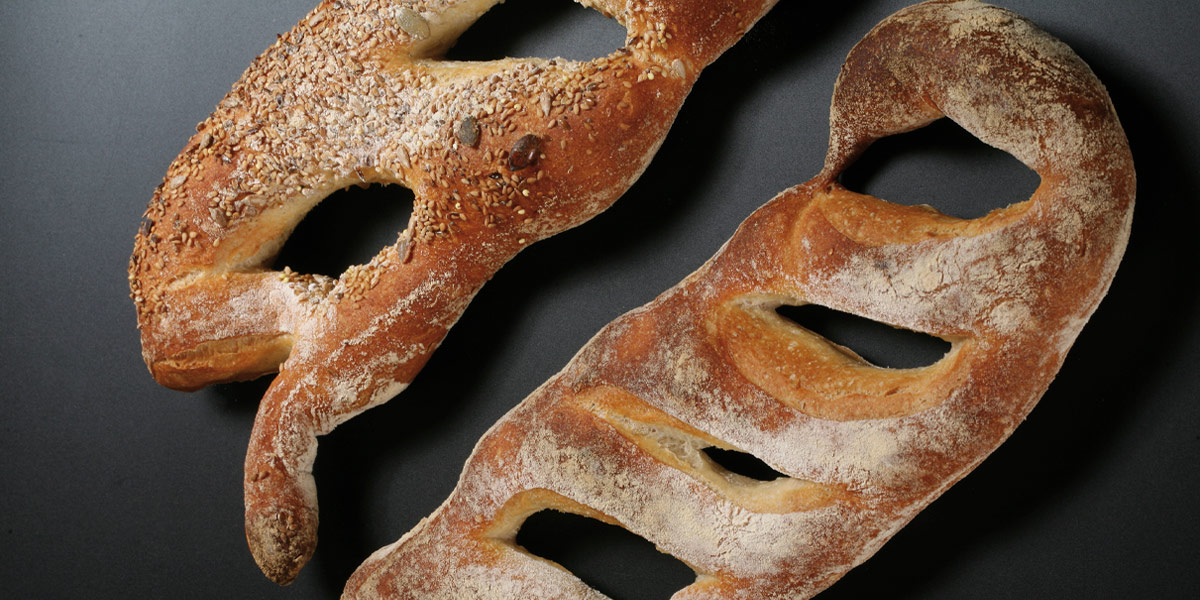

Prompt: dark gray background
[{"left": 2, "top": 1, "right": 1198, "bottom": 598}]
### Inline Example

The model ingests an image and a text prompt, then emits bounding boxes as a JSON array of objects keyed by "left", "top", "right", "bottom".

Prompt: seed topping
[
  {"left": 456, "top": 115, "right": 480, "bottom": 147},
  {"left": 397, "top": 8, "right": 430, "bottom": 40},
  {"left": 509, "top": 134, "right": 542, "bottom": 171}
]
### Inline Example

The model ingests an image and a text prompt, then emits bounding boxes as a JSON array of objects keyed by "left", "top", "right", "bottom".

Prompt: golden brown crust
[
  {"left": 128, "top": 0, "right": 779, "bottom": 585},
  {"left": 342, "top": 2, "right": 1134, "bottom": 598}
]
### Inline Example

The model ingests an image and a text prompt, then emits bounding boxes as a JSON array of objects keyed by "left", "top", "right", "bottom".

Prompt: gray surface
[{"left": 2, "top": 1, "right": 1198, "bottom": 598}]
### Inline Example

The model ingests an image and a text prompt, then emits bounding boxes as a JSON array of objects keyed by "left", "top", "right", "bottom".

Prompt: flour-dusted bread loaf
[
  {"left": 342, "top": 1, "right": 1134, "bottom": 597},
  {"left": 127, "top": 0, "right": 780, "bottom": 584}
]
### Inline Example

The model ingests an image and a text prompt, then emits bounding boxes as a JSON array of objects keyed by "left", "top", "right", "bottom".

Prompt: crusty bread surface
[
  {"left": 341, "top": 1, "right": 1134, "bottom": 598},
  {"left": 128, "top": 0, "right": 780, "bottom": 584}
]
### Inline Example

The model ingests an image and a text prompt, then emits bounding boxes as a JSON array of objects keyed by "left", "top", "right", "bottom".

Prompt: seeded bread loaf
[{"left": 127, "top": 0, "right": 779, "bottom": 584}]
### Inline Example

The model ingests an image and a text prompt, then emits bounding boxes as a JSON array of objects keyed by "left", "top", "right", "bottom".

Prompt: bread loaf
[
  {"left": 127, "top": 0, "right": 780, "bottom": 584},
  {"left": 343, "top": 1, "right": 1135, "bottom": 597}
]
